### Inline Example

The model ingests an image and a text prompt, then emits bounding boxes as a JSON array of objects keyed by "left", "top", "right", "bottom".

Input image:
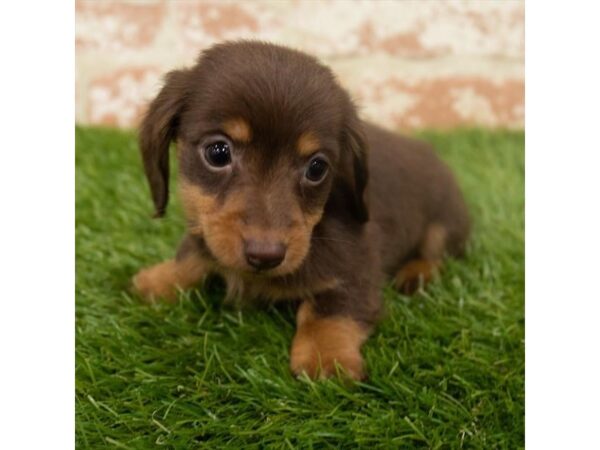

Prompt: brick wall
[{"left": 75, "top": 0, "right": 524, "bottom": 130}]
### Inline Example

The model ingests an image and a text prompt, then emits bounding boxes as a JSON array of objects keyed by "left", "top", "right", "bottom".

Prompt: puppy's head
[{"left": 139, "top": 41, "right": 368, "bottom": 276}]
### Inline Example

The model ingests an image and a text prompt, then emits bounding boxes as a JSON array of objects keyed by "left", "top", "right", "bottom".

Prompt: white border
[
  {"left": 526, "top": 2, "right": 600, "bottom": 448},
  {"left": 0, "top": 2, "right": 74, "bottom": 448}
]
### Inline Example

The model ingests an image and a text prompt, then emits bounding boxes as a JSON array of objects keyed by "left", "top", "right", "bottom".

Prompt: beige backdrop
[{"left": 75, "top": 0, "right": 524, "bottom": 130}]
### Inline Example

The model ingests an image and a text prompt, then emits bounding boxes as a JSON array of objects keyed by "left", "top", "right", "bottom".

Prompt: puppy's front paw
[
  {"left": 290, "top": 339, "right": 365, "bottom": 380},
  {"left": 290, "top": 304, "right": 368, "bottom": 380},
  {"left": 131, "top": 261, "right": 179, "bottom": 303}
]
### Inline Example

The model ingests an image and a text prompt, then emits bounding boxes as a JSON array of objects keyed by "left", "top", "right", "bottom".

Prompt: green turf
[{"left": 76, "top": 127, "right": 524, "bottom": 449}]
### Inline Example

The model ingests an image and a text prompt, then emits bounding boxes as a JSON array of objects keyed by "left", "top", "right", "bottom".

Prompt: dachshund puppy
[{"left": 133, "top": 41, "right": 470, "bottom": 380}]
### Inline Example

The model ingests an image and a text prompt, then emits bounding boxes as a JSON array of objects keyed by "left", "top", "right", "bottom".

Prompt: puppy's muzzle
[{"left": 244, "top": 240, "right": 287, "bottom": 271}]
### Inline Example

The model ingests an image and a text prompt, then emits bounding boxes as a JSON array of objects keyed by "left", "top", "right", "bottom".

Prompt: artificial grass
[{"left": 75, "top": 127, "right": 524, "bottom": 449}]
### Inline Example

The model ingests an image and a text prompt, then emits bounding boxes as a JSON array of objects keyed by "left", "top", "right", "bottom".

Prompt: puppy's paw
[
  {"left": 290, "top": 305, "right": 367, "bottom": 381},
  {"left": 131, "top": 261, "right": 179, "bottom": 303},
  {"left": 290, "top": 341, "right": 365, "bottom": 380},
  {"left": 394, "top": 259, "right": 440, "bottom": 295}
]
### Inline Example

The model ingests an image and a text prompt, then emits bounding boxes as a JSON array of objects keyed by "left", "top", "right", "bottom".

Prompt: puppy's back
[{"left": 365, "top": 124, "right": 470, "bottom": 273}]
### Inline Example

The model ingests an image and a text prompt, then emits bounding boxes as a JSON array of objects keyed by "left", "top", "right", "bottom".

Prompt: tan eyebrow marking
[
  {"left": 222, "top": 117, "right": 252, "bottom": 143},
  {"left": 297, "top": 131, "right": 321, "bottom": 156}
]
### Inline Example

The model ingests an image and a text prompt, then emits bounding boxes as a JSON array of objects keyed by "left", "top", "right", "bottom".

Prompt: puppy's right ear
[{"left": 139, "top": 69, "right": 190, "bottom": 218}]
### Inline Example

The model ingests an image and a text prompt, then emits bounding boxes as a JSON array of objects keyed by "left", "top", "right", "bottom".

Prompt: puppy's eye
[
  {"left": 305, "top": 157, "right": 329, "bottom": 183},
  {"left": 204, "top": 141, "right": 232, "bottom": 168}
]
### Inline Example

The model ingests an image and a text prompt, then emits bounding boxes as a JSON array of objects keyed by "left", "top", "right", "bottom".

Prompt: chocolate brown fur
[{"left": 134, "top": 41, "right": 470, "bottom": 380}]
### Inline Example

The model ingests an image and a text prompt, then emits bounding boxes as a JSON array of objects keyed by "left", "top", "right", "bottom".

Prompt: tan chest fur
[{"left": 218, "top": 269, "right": 340, "bottom": 303}]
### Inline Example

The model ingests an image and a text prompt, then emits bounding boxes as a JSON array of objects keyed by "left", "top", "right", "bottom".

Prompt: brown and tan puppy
[{"left": 133, "top": 41, "right": 470, "bottom": 380}]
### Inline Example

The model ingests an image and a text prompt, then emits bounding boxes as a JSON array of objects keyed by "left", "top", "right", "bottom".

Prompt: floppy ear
[
  {"left": 340, "top": 116, "right": 370, "bottom": 223},
  {"left": 139, "top": 69, "right": 190, "bottom": 217}
]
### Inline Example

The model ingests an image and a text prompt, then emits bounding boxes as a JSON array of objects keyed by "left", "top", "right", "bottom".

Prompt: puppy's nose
[{"left": 244, "top": 240, "right": 286, "bottom": 270}]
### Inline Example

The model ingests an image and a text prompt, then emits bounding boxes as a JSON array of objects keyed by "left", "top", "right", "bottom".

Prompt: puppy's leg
[
  {"left": 132, "top": 237, "right": 208, "bottom": 303},
  {"left": 394, "top": 223, "right": 446, "bottom": 295},
  {"left": 290, "top": 301, "right": 371, "bottom": 380}
]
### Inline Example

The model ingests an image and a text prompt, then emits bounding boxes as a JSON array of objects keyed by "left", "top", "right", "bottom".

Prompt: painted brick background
[{"left": 75, "top": 0, "right": 524, "bottom": 130}]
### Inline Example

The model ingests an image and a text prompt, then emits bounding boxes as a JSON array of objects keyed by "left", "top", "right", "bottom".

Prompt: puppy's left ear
[
  {"left": 139, "top": 69, "right": 190, "bottom": 218},
  {"left": 340, "top": 116, "right": 370, "bottom": 223}
]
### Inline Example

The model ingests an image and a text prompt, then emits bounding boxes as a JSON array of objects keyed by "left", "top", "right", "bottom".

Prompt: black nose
[{"left": 244, "top": 240, "right": 286, "bottom": 270}]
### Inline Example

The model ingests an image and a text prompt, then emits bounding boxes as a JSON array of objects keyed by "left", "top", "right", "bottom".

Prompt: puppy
[{"left": 133, "top": 41, "right": 470, "bottom": 380}]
